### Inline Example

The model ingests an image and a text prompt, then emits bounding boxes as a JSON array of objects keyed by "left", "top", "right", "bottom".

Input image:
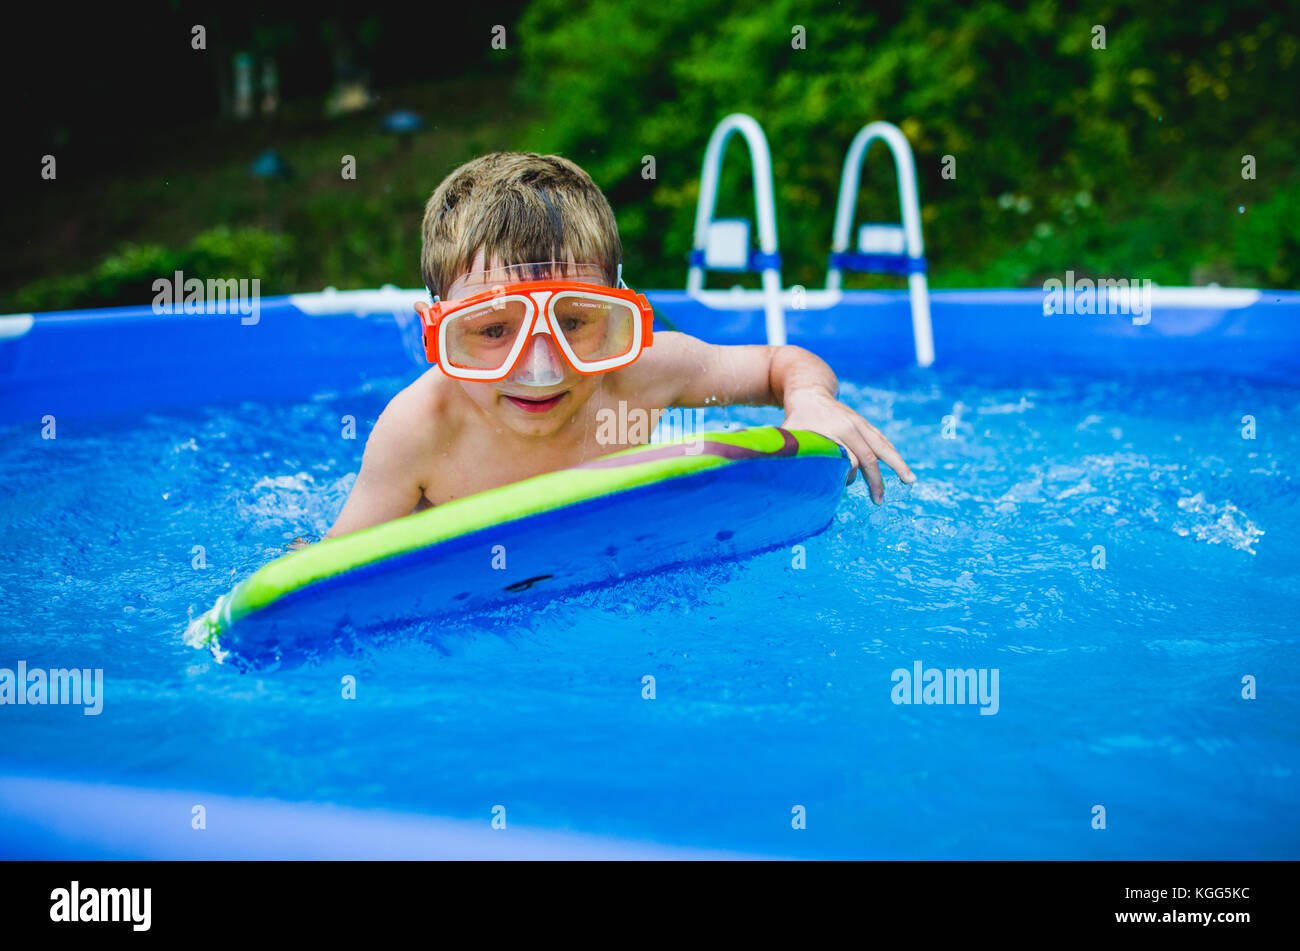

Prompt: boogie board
[{"left": 186, "top": 427, "right": 849, "bottom": 666}]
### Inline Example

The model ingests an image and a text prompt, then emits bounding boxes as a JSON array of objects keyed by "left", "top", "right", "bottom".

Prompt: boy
[{"left": 326, "top": 152, "right": 913, "bottom": 539}]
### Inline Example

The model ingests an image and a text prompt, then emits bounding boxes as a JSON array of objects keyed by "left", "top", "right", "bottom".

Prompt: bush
[
  {"left": 517, "top": 0, "right": 1300, "bottom": 289},
  {"left": 11, "top": 227, "right": 292, "bottom": 312}
]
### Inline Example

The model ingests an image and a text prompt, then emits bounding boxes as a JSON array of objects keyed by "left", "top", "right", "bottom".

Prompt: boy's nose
[{"left": 508, "top": 334, "right": 566, "bottom": 387}]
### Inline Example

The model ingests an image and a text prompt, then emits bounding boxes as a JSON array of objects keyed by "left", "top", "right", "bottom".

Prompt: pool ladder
[
  {"left": 688, "top": 114, "right": 934, "bottom": 366},
  {"left": 686, "top": 114, "right": 787, "bottom": 345}
]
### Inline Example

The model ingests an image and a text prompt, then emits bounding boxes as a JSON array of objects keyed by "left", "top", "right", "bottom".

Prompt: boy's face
[{"left": 447, "top": 250, "right": 604, "bottom": 438}]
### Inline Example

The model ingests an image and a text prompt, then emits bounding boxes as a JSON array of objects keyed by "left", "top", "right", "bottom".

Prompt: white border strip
[
  {"left": 689, "top": 288, "right": 843, "bottom": 312},
  {"left": 289, "top": 285, "right": 431, "bottom": 316},
  {"left": 0, "top": 314, "right": 35, "bottom": 339},
  {"left": 1122, "top": 286, "right": 1259, "bottom": 309},
  {"left": 686, "top": 286, "right": 1263, "bottom": 315}
]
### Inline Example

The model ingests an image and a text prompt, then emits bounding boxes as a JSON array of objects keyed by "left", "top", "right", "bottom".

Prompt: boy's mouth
[{"left": 502, "top": 391, "right": 568, "bottom": 414}]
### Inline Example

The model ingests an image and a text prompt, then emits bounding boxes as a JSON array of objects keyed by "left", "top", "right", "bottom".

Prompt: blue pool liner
[{"left": 2, "top": 283, "right": 1297, "bottom": 858}]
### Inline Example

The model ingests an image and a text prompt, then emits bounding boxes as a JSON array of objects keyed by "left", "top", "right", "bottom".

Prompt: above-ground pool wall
[
  {"left": 652, "top": 288, "right": 1300, "bottom": 381},
  {"left": 0, "top": 298, "right": 416, "bottom": 426},
  {"left": 2, "top": 288, "right": 1297, "bottom": 426}
]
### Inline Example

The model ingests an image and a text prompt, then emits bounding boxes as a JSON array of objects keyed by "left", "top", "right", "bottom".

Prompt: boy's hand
[
  {"left": 782, "top": 388, "right": 915, "bottom": 503},
  {"left": 629, "top": 334, "right": 915, "bottom": 503}
]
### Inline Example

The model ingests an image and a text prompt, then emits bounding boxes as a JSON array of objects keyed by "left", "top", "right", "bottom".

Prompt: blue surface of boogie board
[{"left": 206, "top": 429, "right": 849, "bottom": 668}]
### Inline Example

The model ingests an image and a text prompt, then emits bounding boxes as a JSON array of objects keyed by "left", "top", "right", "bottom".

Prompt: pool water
[{"left": 1, "top": 366, "right": 1297, "bottom": 858}]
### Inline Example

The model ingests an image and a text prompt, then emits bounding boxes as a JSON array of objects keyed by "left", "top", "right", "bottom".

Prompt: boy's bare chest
[{"left": 421, "top": 404, "right": 665, "bottom": 506}]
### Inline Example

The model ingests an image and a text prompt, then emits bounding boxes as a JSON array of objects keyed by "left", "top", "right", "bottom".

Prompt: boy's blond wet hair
[{"left": 420, "top": 152, "right": 622, "bottom": 300}]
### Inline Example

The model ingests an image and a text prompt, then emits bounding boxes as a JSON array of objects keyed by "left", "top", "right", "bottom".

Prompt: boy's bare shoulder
[
  {"left": 608, "top": 330, "right": 707, "bottom": 403},
  {"left": 369, "top": 369, "right": 462, "bottom": 454}
]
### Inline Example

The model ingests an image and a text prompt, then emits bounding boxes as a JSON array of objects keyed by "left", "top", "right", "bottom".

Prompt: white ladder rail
[
  {"left": 827, "top": 121, "right": 934, "bottom": 367},
  {"left": 687, "top": 113, "right": 787, "bottom": 346}
]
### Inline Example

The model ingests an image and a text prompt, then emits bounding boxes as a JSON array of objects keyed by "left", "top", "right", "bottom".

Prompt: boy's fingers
[
  {"left": 842, "top": 431, "right": 868, "bottom": 484},
  {"left": 861, "top": 452, "right": 885, "bottom": 503},
  {"left": 842, "top": 427, "right": 884, "bottom": 502},
  {"left": 861, "top": 422, "right": 916, "bottom": 483}
]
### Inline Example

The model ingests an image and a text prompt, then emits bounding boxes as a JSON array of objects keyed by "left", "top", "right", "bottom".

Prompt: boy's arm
[
  {"left": 324, "top": 396, "right": 431, "bottom": 540},
  {"left": 629, "top": 331, "right": 914, "bottom": 502}
]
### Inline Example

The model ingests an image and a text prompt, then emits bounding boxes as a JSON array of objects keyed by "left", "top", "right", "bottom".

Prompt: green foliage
[
  {"left": 1232, "top": 181, "right": 1300, "bottom": 288},
  {"left": 7, "top": 3, "right": 1296, "bottom": 311},
  {"left": 188, "top": 226, "right": 293, "bottom": 278},
  {"left": 12, "top": 227, "right": 292, "bottom": 312},
  {"left": 517, "top": 0, "right": 1300, "bottom": 289}
]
